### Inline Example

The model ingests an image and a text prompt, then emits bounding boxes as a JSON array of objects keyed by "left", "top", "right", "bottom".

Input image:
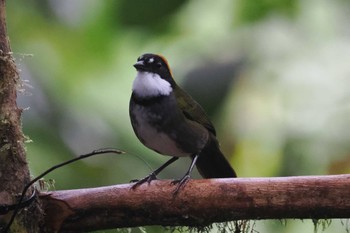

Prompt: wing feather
[{"left": 174, "top": 86, "right": 216, "bottom": 136}]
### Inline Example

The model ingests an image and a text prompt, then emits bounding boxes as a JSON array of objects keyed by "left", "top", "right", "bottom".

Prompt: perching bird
[{"left": 129, "top": 53, "right": 236, "bottom": 192}]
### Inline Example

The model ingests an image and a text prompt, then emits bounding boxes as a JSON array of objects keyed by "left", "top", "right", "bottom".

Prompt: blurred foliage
[
  {"left": 117, "top": 0, "right": 187, "bottom": 32},
  {"left": 6, "top": 0, "right": 350, "bottom": 232},
  {"left": 235, "top": 0, "right": 298, "bottom": 24}
]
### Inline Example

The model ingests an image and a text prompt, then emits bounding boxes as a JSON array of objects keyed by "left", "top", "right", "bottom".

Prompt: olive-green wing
[{"left": 174, "top": 86, "right": 216, "bottom": 136}]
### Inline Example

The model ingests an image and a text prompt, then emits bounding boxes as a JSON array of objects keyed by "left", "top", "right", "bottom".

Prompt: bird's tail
[{"left": 195, "top": 136, "right": 237, "bottom": 178}]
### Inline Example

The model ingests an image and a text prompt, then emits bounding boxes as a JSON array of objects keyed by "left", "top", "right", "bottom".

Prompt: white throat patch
[{"left": 132, "top": 71, "right": 172, "bottom": 97}]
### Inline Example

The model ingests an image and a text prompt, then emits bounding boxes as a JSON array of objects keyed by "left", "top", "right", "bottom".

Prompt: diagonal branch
[{"left": 40, "top": 174, "right": 350, "bottom": 232}]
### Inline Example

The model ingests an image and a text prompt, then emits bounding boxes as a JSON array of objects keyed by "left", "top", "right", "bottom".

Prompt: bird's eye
[{"left": 156, "top": 62, "right": 162, "bottom": 67}]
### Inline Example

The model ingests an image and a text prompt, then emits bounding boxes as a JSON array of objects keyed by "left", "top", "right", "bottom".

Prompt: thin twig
[{"left": 1, "top": 148, "right": 124, "bottom": 233}]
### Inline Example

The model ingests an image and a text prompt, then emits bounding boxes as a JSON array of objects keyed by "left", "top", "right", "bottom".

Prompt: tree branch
[{"left": 40, "top": 174, "right": 350, "bottom": 232}]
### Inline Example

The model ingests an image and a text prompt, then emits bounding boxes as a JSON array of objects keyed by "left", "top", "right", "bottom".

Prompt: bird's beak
[{"left": 133, "top": 60, "right": 145, "bottom": 70}]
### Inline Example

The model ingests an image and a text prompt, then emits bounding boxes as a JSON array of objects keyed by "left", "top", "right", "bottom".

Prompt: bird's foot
[
  {"left": 171, "top": 174, "right": 191, "bottom": 195},
  {"left": 131, "top": 172, "right": 158, "bottom": 189}
]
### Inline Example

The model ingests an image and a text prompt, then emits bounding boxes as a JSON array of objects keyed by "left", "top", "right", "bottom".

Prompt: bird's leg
[
  {"left": 131, "top": 156, "right": 179, "bottom": 189},
  {"left": 172, "top": 154, "right": 199, "bottom": 194}
]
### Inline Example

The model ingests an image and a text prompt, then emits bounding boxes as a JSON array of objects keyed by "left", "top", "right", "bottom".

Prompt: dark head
[
  {"left": 132, "top": 53, "right": 177, "bottom": 97},
  {"left": 134, "top": 53, "right": 174, "bottom": 84}
]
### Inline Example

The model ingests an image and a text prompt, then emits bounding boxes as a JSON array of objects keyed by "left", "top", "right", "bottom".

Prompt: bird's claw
[
  {"left": 171, "top": 174, "right": 190, "bottom": 195},
  {"left": 131, "top": 172, "right": 158, "bottom": 189}
]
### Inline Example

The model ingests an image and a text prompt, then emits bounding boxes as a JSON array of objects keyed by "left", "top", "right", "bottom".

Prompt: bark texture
[
  {"left": 40, "top": 175, "right": 350, "bottom": 232},
  {"left": 0, "top": 0, "right": 40, "bottom": 232}
]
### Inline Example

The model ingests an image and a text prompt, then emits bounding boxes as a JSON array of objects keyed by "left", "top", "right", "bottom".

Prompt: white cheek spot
[
  {"left": 132, "top": 71, "right": 172, "bottom": 97},
  {"left": 149, "top": 58, "right": 154, "bottom": 63}
]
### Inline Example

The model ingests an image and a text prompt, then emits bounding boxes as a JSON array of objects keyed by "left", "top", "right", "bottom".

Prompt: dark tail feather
[{"left": 195, "top": 136, "right": 237, "bottom": 178}]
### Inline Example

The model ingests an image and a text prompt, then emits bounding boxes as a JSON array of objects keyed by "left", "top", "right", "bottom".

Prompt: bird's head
[{"left": 132, "top": 53, "right": 176, "bottom": 98}]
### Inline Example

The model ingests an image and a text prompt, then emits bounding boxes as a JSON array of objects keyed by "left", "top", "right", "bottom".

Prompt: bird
[{"left": 129, "top": 53, "right": 236, "bottom": 193}]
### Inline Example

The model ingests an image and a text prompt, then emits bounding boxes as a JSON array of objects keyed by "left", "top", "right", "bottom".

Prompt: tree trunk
[{"left": 0, "top": 0, "right": 41, "bottom": 232}]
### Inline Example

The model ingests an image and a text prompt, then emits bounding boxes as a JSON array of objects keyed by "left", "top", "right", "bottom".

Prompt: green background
[{"left": 7, "top": 0, "right": 350, "bottom": 232}]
